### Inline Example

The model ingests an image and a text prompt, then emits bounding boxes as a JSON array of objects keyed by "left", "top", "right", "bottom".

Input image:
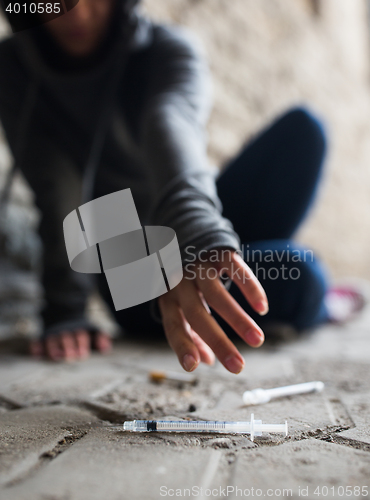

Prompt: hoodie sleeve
[
  {"left": 139, "top": 26, "right": 241, "bottom": 262},
  {"left": 0, "top": 38, "right": 95, "bottom": 335}
]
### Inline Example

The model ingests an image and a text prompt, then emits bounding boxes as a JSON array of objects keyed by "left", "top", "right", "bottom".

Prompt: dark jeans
[{"left": 102, "top": 107, "right": 329, "bottom": 337}]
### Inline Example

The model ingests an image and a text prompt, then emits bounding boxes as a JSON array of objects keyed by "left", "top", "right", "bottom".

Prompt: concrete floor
[{"left": 1, "top": 305, "right": 370, "bottom": 500}]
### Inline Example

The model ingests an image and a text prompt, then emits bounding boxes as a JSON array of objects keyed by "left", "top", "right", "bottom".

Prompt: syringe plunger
[{"left": 242, "top": 381, "right": 325, "bottom": 405}]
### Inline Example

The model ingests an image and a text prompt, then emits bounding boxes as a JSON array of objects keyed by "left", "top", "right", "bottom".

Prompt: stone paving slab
[
  {"left": 337, "top": 392, "right": 370, "bottom": 445},
  {"left": 0, "top": 323, "right": 370, "bottom": 497},
  {"left": 0, "top": 405, "right": 98, "bottom": 487},
  {"left": 2, "top": 428, "right": 224, "bottom": 500},
  {"left": 0, "top": 349, "right": 141, "bottom": 407},
  {"left": 295, "top": 358, "right": 370, "bottom": 394},
  {"left": 3, "top": 429, "right": 370, "bottom": 500},
  {"left": 86, "top": 352, "right": 350, "bottom": 442},
  {"left": 1, "top": 342, "right": 369, "bottom": 412},
  {"left": 283, "top": 317, "right": 370, "bottom": 364},
  {"left": 0, "top": 356, "right": 45, "bottom": 389},
  {"left": 231, "top": 439, "right": 370, "bottom": 499}
]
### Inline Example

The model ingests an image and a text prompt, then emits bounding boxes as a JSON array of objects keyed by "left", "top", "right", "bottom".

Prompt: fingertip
[
  {"left": 254, "top": 300, "right": 269, "bottom": 316},
  {"left": 200, "top": 352, "right": 215, "bottom": 366},
  {"left": 243, "top": 329, "right": 265, "bottom": 348},
  {"left": 205, "top": 353, "right": 216, "bottom": 365},
  {"left": 252, "top": 334, "right": 265, "bottom": 348},
  {"left": 224, "top": 354, "right": 245, "bottom": 374},
  {"left": 196, "top": 340, "right": 215, "bottom": 365},
  {"left": 202, "top": 348, "right": 216, "bottom": 366},
  {"left": 182, "top": 353, "right": 199, "bottom": 372}
]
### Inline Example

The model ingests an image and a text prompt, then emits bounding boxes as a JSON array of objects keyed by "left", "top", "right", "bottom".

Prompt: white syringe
[
  {"left": 122, "top": 414, "right": 288, "bottom": 441},
  {"left": 242, "top": 381, "right": 325, "bottom": 406}
]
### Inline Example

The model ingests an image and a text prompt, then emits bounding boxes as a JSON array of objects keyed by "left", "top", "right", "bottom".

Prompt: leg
[
  {"left": 216, "top": 107, "right": 327, "bottom": 242},
  {"left": 215, "top": 108, "right": 329, "bottom": 332}
]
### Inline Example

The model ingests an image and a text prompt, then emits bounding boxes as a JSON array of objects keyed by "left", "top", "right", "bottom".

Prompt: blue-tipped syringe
[{"left": 122, "top": 414, "right": 288, "bottom": 441}]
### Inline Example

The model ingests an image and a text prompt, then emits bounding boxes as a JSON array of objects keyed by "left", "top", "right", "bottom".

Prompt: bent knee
[{"left": 283, "top": 106, "right": 327, "bottom": 155}]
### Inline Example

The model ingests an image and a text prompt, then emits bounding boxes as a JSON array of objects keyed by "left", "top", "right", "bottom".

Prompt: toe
[{"left": 95, "top": 332, "right": 112, "bottom": 353}]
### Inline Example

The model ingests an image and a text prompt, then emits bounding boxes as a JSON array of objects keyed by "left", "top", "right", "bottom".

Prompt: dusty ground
[{"left": 1, "top": 292, "right": 370, "bottom": 499}]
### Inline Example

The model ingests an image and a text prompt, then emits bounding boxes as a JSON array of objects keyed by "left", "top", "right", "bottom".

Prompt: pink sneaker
[{"left": 324, "top": 286, "right": 366, "bottom": 323}]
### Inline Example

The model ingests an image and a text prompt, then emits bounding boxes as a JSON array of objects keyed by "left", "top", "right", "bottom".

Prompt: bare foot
[{"left": 30, "top": 329, "right": 112, "bottom": 361}]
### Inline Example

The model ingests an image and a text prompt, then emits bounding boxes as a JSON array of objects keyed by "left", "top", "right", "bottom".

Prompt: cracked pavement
[{"left": 1, "top": 305, "right": 370, "bottom": 500}]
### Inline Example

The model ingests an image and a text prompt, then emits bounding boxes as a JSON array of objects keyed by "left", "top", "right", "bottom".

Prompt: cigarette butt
[
  {"left": 149, "top": 371, "right": 167, "bottom": 383},
  {"left": 149, "top": 370, "right": 198, "bottom": 385}
]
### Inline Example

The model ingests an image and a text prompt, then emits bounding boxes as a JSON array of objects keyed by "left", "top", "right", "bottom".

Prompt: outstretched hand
[{"left": 158, "top": 250, "right": 268, "bottom": 374}]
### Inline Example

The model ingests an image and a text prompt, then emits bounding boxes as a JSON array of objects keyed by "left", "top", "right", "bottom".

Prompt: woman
[{"left": 0, "top": 0, "right": 337, "bottom": 370}]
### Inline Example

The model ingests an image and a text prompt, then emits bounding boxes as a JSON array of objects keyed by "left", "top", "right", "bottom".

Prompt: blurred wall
[
  {"left": 144, "top": 0, "right": 370, "bottom": 280},
  {"left": 1, "top": 0, "right": 370, "bottom": 280}
]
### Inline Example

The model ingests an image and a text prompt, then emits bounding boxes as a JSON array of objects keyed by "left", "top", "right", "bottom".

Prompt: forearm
[{"left": 140, "top": 28, "right": 240, "bottom": 260}]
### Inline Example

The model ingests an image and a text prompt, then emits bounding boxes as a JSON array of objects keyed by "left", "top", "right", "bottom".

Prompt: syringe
[
  {"left": 122, "top": 414, "right": 288, "bottom": 441},
  {"left": 242, "top": 381, "right": 325, "bottom": 406}
]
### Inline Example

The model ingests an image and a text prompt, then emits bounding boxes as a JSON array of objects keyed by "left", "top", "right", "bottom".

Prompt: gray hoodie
[{"left": 0, "top": 0, "right": 240, "bottom": 334}]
